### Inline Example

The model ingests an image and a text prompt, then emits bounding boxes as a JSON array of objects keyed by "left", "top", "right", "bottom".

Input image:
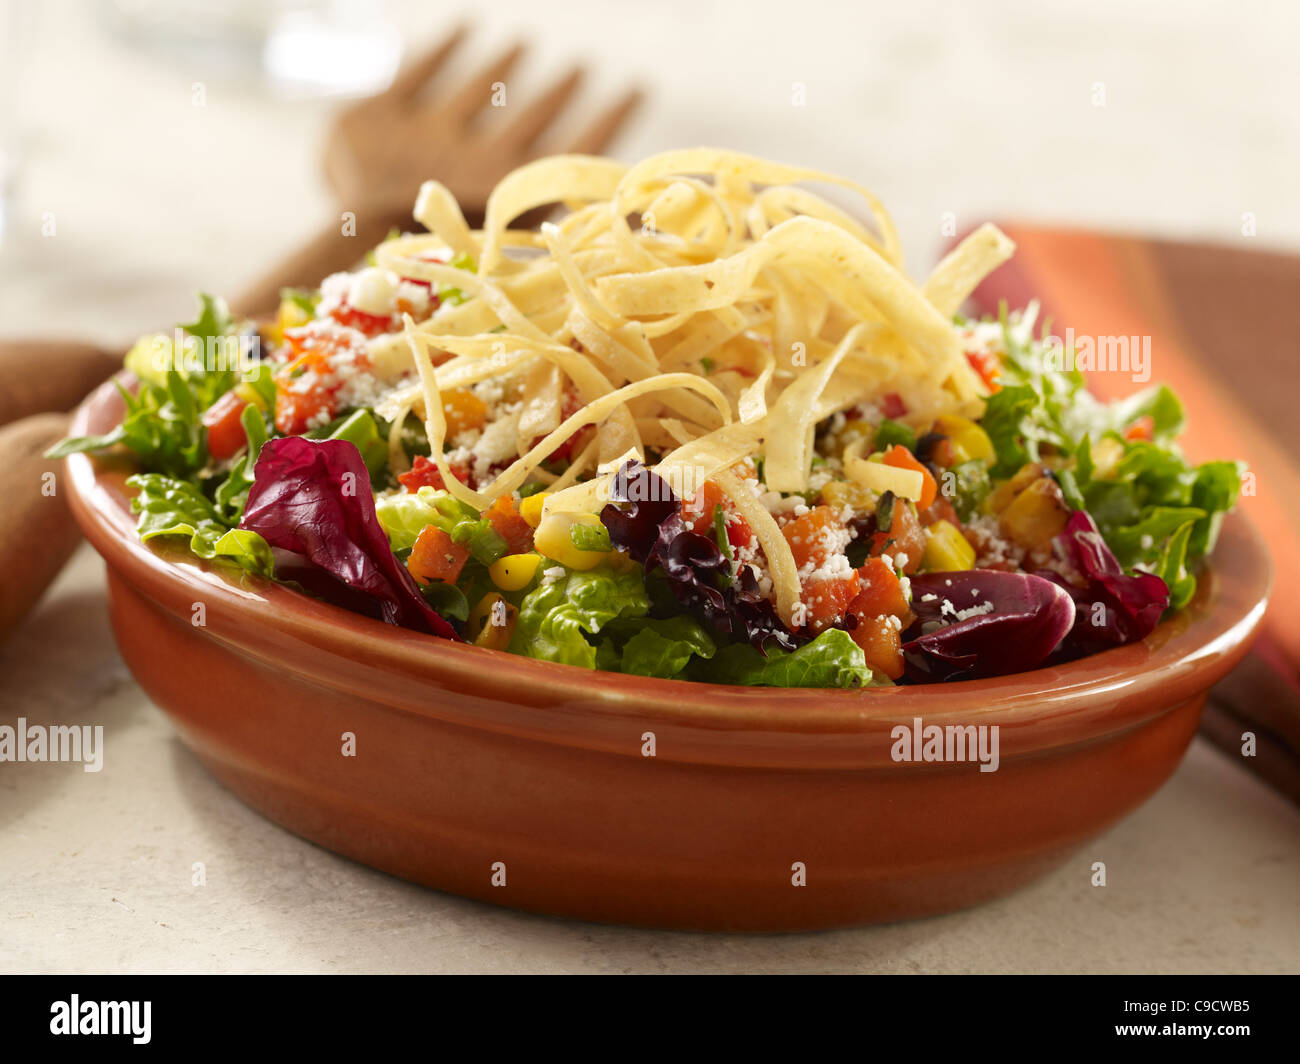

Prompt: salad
[{"left": 53, "top": 150, "right": 1242, "bottom": 688}]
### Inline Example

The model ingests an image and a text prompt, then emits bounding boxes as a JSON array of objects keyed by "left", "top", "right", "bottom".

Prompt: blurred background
[{"left": 3, "top": 0, "right": 1298, "bottom": 343}]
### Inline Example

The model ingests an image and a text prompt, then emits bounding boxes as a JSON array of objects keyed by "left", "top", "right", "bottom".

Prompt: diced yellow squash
[
  {"left": 998, "top": 476, "right": 1070, "bottom": 550},
  {"left": 819, "top": 479, "right": 877, "bottom": 513},
  {"left": 922, "top": 519, "right": 976, "bottom": 571},
  {"left": 467, "top": 592, "right": 518, "bottom": 650}
]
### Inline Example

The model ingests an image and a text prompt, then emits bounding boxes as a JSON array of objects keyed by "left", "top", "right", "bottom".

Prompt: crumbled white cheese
[{"left": 348, "top": 267, "right": 401, "bottom": 317}]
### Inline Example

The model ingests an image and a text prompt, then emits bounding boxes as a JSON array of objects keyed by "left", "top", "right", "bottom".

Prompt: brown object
[
  {"left": 0, "top": 413, "right": 82, "bottom": 641},
  {"left": 0, "top": 338, "right": 119, "bottom": 426},
  {"left": 231, "top": 27, "right": 643, "bottom": 318},
  {"left": 62, "top": 378, "right": 1271, "bottom": 931}
]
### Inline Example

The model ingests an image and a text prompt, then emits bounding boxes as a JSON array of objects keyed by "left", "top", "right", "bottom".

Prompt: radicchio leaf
[
  {"left": 903, "top": 569, "right": 1076, "bottom": 680},
  {"left": 600, "top": 462, "right": 801, "bottom": 653},
  {"left": 1036, "top": 509, "right": 1169, "bottom": 654},
  {"left": 240, "top": 436, "right": 460, "bottom": 640}
]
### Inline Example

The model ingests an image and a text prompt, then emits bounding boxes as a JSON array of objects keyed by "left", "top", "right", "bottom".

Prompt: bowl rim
[{"left": 63, "top": 376, "right": 1272, "bottom": 765}]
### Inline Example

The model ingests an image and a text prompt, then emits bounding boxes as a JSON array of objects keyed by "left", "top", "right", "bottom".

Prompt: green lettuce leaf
[
  {"left": 374, "top": 486, "right": 507, "bottom": 565},
  {"left": 128, "top": 472, "right": 273, "bottom": 575},
  {"left": 510, "top": 565, "right": 652, "bottom": 669},
  {"left": 705, "top": 628, "right": 879, "bottom": 688}
]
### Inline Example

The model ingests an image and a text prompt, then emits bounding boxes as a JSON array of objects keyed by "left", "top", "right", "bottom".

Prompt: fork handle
[{"left": 229, "top": 207, "right": 412, "bottom": 320}]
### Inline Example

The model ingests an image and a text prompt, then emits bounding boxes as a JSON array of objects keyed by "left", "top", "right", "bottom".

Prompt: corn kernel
[
  {"left": 519, "top": 492, "right": 549, "bottom": 529},
  {"left": 489, "top": 552, "right": 542, "bottom": 591},
  {"left": 933, "top": 414, "right": 995, "bottom": 465},
  {"left": 533, "top": 512, "right": 608, "bottom": 570},
  {"left": 922, "top": 519, "right": 976, "bottom": 571},
  {"left": 819, "top": 479, "right": 876, "bottom": 513}
]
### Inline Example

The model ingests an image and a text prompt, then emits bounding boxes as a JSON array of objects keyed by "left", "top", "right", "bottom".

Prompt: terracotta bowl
[{"left": 65, "top": 378, "right": 1271, "bottom": 932}]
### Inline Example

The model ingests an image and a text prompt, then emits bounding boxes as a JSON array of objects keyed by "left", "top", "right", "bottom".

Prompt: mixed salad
[{"left": 53, "top": 284, "right": 1240, "bottom": 689}]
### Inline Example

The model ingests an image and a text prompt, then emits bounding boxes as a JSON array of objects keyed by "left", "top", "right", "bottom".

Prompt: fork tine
[
  {"left": 440, "top": 42, "right": 528, "bottom": 128},
  {"left": 490, "top": 66, "right": 586, "bottom": 151},
  {"left": 564, "top": 87, "right": 645, "bottom": 156},
  {"left": 383, "top": 23, "right": 470, "bottom": 102}
]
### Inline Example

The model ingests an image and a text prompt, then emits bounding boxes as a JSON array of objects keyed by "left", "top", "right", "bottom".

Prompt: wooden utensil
[
  {"left": 231, "top": 26, "right": 643, "bottom": 318},
  {"left": 0, "top": 413, "right": 82, "bottom": 641},
  {"left": 0, "top": 338, "right": 120, "bottom": 426}
]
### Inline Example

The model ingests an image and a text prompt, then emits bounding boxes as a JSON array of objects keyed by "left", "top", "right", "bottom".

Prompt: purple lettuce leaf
[
  {"left": 600, "top": 462, "right": 801, "bottom": 653},
  {"left": 903, "top": 569, "right": 1076, "bottom": 680},
  {"left": 1035, "top": 510, "right": 1169, "bottom": 655},
  {"left": 240, "top": 436, "right": 460, "bottom": 640}
]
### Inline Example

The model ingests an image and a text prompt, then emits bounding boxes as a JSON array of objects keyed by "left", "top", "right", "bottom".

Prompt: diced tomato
[
  {"left": 398, "top": 454, "right": 470, "bottom": 493},
  {"left": 485, "top": 496, "right": 534, "bottom": 555},
  {"left": 202, "top": 390, "right": 250, "bottom": 462},
  {"left": 966, "top": 349, "right": 1002, "bottom": 392},
  {"left": 329, "top": 303, "right": 394, "bottom": 337},
  {"left": 800, "top": 573, "right": 860, "bottom": 634},
  {"left": 1124, "top": 415, "right": 1154, "bottom": 442},
  {"left": 850, "top": 557, "right": 913, "bottom": 623},
  {"left": 882, "top": 392, "right": 907, "bottom": 419},
  {"left": 849, "top": 615, "right": 905, "bottom": 680},
  {"left": 407, "top": 525, "right": 469, "bottom": 585},
  {"left": 882, "top": 444, "right": 938, "bottom": 509},
  {"left": 782, "top": 505, "right": 844, "bottom": 570},
  {"left": 870, "top": 498, "right": 925, "bottom": 574}
]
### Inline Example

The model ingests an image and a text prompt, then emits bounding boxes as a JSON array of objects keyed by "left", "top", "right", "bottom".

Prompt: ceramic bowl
[{"left": 64, "top": 378, "right": 1271, "bottom": 931}]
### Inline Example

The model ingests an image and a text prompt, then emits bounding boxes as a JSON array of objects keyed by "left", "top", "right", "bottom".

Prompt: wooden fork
[{"left": 231, "top": 25, "right": 642, "bottom": 318}]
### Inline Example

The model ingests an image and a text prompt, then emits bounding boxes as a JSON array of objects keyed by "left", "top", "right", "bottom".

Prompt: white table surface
[{"left": 2, "top": 0, "right": 1298, "bottom": 973}]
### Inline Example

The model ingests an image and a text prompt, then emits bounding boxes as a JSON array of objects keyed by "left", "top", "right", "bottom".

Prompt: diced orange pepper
[
  {"left": 850, "top": 616, "right": 905, "bottom": 680},
  {"left": 799, "top": 573, "right": 861, "bottom": 634},
  {"left": 919, "top": 494, "right": 960, "bottom": 528},
  {"left": 870, "top": 498, "right": 925, "bottom": 574},
  {"left": 782, "top": 505, "right": 843, "bottom": 570},
  {"left": 1124, "top": 415, "right": 1154, "bottom": 442},
  {"left": 882, "top": 444, "right": 938, "bottom": 510},
  {"left": 850, "top": 557, "right": 913, "bottom": 624},
  {"left": 681, "top": 479, "right": 753, "bottom": 548},
  {"left": 965, "top": 349, "right": 1002, "bottom": 393},
  {"left": 406, "top": 525, "right": 469, "bottom": 585},
  {"left": 441, "top": 388, "right": 488, "bottom": 437},
  {"left": 485, "top": 496, "right": 535, "bottom": 555}
]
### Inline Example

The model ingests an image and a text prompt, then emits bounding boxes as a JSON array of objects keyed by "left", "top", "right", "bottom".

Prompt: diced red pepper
[
  {"left": 329, "top": 302, "right": 394, "bottom": 338},
  {"left": 882, "top": 392, "right": 907, "bottom": 419},
  {"left": 398, "top": 454, "right": 470, "bottom": 494},
  {"left": 681, "top": 479, "right": 754, "bottom": 549},
  {"left": 202, "top": 390, "right": 250, "bottom": 462},
  {"left": 485, "top": 496, "right": 534, "bottom": 555},
  {"left": 966, "top": 349, "right": 1002, "bottom": 392}
]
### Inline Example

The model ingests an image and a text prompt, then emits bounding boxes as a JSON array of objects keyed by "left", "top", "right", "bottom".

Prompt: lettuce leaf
[
  {"left": 509, "top": 565, "right": 652, "bottom": 669},
  {"left": 706, "top": 629, "right": 877, "bottom": 688},
  {"left": 375, "top": 486, "right": 507, "bottom": 565},
  {"left": 128, "top": 472, "right": 273, "bottom": 576}
]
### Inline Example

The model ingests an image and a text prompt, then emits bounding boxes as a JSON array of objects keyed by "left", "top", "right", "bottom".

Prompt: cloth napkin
[{"left": 963, "top": 226, "right": 1300, "bottom": 803}]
